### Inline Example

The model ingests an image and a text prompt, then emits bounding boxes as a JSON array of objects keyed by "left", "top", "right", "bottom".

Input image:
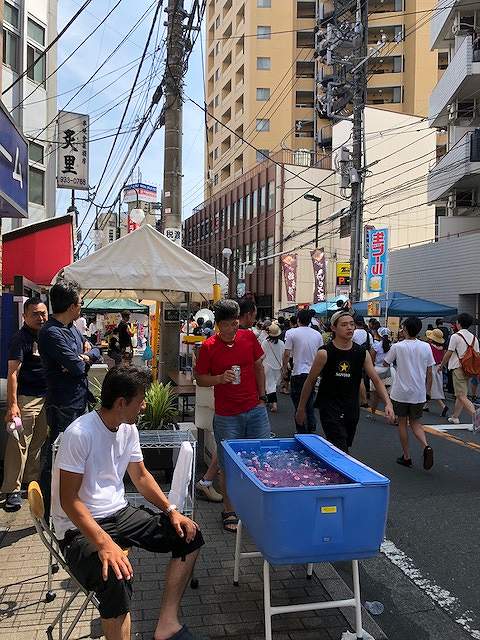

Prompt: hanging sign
[
  {"left": 311, "top": 248, "right": 327, "bottom": 303},
  {"left": 57, "top": 111, "right": 89, "bottom": 190},
  {"left": 367, "top": 228, "right": 389, "bottom": 293},
  {"left": 281, "top": 254, "right": 298, "bottom": 302}
]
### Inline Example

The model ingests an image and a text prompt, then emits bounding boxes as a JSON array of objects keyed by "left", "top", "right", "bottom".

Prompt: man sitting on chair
[{"left": 51, "top": 366, "right": 204, "bottom": 640}]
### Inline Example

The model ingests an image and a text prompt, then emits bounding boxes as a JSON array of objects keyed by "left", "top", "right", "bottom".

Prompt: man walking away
[
  {"left": 52, "top": 366, "right": 203, "bottom": 640},
  {"left": 296, "top": 311, "right": 394, "bottom": 453},
  {"left": 283, "top": 309, "right": 324, "bottom": 433},
  {"left": 2, "top": 299, "right": 48, "bottom": 511},
  {"left": 38, "top": 280, "right": 101, "bottom": 514},
  {"left": 238, "top": 298, "right": 257, "bottom": 330},
  {"left": 117, "top": 312, "right": 134, "bottom": 360},
  {"left": 436, "top": 318, "right": 451, "bottom": 346},
  {"left": 384, "top": 316, "right": 436, "bottom": 470},
  {"left": 440, "top": 313, "right": 480, "bottom": 426},
  {"left": 195, "top": 300, "right": 270, "bottom": 533}
]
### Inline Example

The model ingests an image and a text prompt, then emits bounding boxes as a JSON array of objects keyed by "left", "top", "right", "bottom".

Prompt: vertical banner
[
  {"left": 311, "top": 248, "right": 327, "bottom": 303},
  {"left": 281, "top": 254, "right": 298, "bottom": 302},
  {"left": 57, "top": 111, "right": 89, "bottom": 190},
  {"left": 367, "top": 228, "right": 389, "bottom": 293}
]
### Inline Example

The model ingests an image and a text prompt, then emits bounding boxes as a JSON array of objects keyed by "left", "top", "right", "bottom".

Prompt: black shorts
[
  {"left": 60, "top": 504, "right": 204, "bottom": 619},
  {"left": 392, "top": 400, "right": 424, "bottom": 420},
  {"left": 318, "top": 403, "right": 360, "bottom": 453}
]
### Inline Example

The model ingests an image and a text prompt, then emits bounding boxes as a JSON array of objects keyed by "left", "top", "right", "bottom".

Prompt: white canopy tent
[{"left": 54, "top": 224, "right": 228, "bottom": 301}]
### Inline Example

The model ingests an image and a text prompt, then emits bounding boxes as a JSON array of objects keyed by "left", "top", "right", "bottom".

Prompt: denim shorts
[{"left": 214, "top": 404, "right": 271, "bottom": 467}]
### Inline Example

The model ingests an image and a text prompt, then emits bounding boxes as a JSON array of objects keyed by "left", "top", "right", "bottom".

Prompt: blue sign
[
  {"left": 366, "top": 228, "right": 389, "bottom": 294},
  {"left": 0, "top": 102, "right": 28, "bottom": 219}
]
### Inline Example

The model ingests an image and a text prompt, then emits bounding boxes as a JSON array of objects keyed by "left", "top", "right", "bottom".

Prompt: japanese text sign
[
  {"left": 281, "top": 254, "right": 297, "bottom": 302},
  {"left": 165, "top": 227, "right": 182, "bottom": 245},
  {"left": 367, "top": 228, "right": 389, "bottom": 293},
  {"left": 311, "top": 248, "right": 327, "bottom": 303},
  {"left": 57, "top": 111, "right": 89, "bottom": 190},
  {"left": 0, "top": 102, "right": 28, "bottom": 219},
  {"left": 336, "top": 262, "right": 351, "bottom": 287}
]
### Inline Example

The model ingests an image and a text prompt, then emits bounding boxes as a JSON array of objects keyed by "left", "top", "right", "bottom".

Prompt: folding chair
[{"left": 28, "top": 481, "right": 99, "bottom": 640}]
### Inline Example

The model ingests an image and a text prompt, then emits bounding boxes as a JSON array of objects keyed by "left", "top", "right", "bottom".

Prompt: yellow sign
[
  {"left": 367, "top": 300, "right": 381, "bottom": 317},
  {"left": 321, "top": 506, "right": 337, "bottom": 514},
  {"left": 336, "top": 262, "right": 351, "bottom": 287}
]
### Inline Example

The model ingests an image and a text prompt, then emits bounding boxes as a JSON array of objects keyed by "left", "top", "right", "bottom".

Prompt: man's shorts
[
  {"left": 392, "top": 400, "right": 424, "bottom": 420},
  {"left": 60, "top": 504, "right": 204, "bottom": 619},
  {"left": 213, "top": 404, "right": 271, "bottom": 467},
  {"left": 452, "top": 367, "right": 469, "bottom": 397},
  {"left": 318, "top": 402, "right": 360, "bottom": 453}
]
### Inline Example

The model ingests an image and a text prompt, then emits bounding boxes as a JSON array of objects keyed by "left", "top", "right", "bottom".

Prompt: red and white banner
[
  {"left": 281, "top": 254, "right": 298, "bottom": 302},
  {"left": 311, "top": 248, "right": 327, "bottom": 303}
]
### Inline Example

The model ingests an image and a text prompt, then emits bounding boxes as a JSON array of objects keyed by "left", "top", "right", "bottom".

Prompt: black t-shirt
[
  {"left": 316, "top": 341, "right": 366, "bottom": 410},
  {"left": 8, "top": 325, "right": 47, "bottom": 397},
  {"left": 117, "top": 320, "right": 132, "bottom": 349}
]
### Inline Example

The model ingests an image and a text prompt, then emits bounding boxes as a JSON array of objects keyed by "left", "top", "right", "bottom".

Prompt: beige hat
[
  {"left": 426, "top": 328, "right": 445, "bottom": 344},
  {"left": 330, "top": 310, "right": 354, "bottom": 327},
  {"left": 268, "top": 323, "right": 282, "bottom": 337}
]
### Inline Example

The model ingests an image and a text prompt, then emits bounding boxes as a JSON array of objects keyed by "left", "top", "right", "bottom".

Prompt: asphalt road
[{"left": 269, "top": 393, "right": 480, "bottom": 640}]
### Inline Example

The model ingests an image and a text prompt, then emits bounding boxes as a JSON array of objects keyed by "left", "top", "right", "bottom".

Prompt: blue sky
[{"left": 56, "top": 0, "right": 206, "bottom": 242}]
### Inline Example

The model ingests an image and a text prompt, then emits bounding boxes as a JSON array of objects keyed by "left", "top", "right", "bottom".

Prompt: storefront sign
[
  {"left": 336, "top": 262, "right": 351, "bottom": 287},
  {"left": 123, "top": 182, "right": 157, "bottom": 203},
  {"left": 165, "top": 227, "right": 182, "bottom": 245},
  {"left": 57, "top": 111, "right": 89, "bottom": 190},
  {"left": 0, "top": 102, "right": 28, "bottom": 219},
  {"left": 367, "top": 228, "right": 389, "bottom": 293},
  {"left": 311, "top": 248, "right": 327, "bottom": 303},
  {"left": 281, "top": 254, "right": 297, "bottom": 302}
]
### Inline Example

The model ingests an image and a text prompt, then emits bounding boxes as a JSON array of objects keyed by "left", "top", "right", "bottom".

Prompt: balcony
[
  {"left": 429, "top": 36, "right": 480, "bottom": 127},
  {"left": 430, "top": 0, "right": 474, "bottom": 49},
  {"left": 428, "top": 130, "right": 480, "bottom": 202}
]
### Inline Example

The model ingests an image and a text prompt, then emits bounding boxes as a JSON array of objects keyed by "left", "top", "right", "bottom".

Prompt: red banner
[
  {"left": 311, "top": 248, "right": 327, "bottom": 303},
  {"left": 127, "top": 215, "right": 139, "bottom": 233},
  {"left": 281, "top": 254, "right": 297, "bottom": 302}
]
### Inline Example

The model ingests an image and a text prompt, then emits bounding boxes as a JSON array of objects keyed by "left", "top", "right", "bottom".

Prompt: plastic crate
[{"left": 222, "top": 434, "right": 390, "bottom": 565}]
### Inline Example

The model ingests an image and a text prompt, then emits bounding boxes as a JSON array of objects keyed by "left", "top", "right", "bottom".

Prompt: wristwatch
[
  {"left": 259, "top": 395, "right": 268, "bottom": 403},
  {"left": 166, "top": 504, "right": 177, "bottom": 515}
]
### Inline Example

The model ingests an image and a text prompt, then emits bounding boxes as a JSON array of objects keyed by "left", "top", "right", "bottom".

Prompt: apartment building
[
  {"left": 1, "top": 0, "right": 58, "bottom": 233},
  {"left": 203, "top": 0, "right": 441, "bottom": 199}
]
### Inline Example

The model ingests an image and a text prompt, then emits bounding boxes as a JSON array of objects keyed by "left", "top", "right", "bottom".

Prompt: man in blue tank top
[{"left": 296, "top": 311, "right": 395, "bottom": 452}]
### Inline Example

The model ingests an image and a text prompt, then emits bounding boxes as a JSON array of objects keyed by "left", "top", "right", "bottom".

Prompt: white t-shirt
[
  {"left": 372, "top": 339, "right": 388, "bottom": 362},
  {"left": 74, "top": 317, "right": 87, "bottom": 335},
  {"left": 447, "top": 329, "right": 480, "bottom": 370},
  {"left": 353, "top": 328, "right": 370, "bottom": 347},
  {"left": 51, "top": 412, "right": 143, "bottom": 540},
  {"left": 284, "top": 326, "right": 324, "bottom": 375},
  {"left": 261, "top": 338, "right": 286, "bottom": 370},
  {"left": 384, "top": 339, "right": 435, "bottom": 404}
]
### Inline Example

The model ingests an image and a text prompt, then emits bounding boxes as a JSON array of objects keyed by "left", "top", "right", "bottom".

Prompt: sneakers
[
  {"left": 448, "top": 416, "right": 460, "bottom": 425},
  {"left": 196, "top": 481, "right": 223, "bottom": 503},
  {"left": 4, "top": 492, "right": 22, "bottom": 512},
  {"left": 396, "top": 456, "right": 412, "bottom": 468},
  {"left": 423, "top": 446, "right": 434, "bottom": 470}
]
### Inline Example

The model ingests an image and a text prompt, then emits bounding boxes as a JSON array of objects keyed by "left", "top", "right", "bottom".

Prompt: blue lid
[{"left": 296, "top": 434, "right": 390, "bottom": 486}]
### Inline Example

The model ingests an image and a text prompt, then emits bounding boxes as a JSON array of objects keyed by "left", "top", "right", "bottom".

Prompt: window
[
  {"left": 296, "top": 90, "right": 315, "bottom": 108},
  {"left": 438, "top": 52, "right": 448, "bottom": 70},
  {"left": 257, "top": 25, "right": 271, "bottom": 39},
  {"left": 245, "top": 193, "right": 251, "bottom": 219},
  {"left": 257, "top": 56, "right": 271, "bottom": 70},
  {"left": 215, "top": 68, "right": 220, "bottom": 80},
  {"left": 256, "top": 87, "right": 270, "bottom": 101},
  {"left": 214, "top": 122, "right": 219, "bottom": 133},
  {"left": 257, "top": 0, "right": 271, "bottom": 6},
  {"left": 28, "top": 18, "right": 45, "bottom": 46},
  {"left": 214, "top": 173, "right": 219, "bottom": 186},
  {"left": 215, "top": 42, "right": 220, "bottom": 55},
  {"left": 295, "top": 120, "right": 314, "bottom": 137},
  {"left": 266, "top": 237, "right": 274, "bottom": 265},
  {"left": 268, "top": 180, "right": 275, "bottom": 210},
  {"left": 251, "top": 241, "right": 257, "bottom": 263},
  {"left": 2, "top": 28, "right": 19, "bottom": 71},
  {"left": 256, "top": 118, "right": 270, "bottom": 131},
  {"left": 215, "top": 16, "right": 220, "bottom": 28},
  {"left": 296, "top": 61, "right": 315, "bottom": 78},
  {"left": 29, "top": 166, "right": 44, "bottom": 205},
  {"left": 252, "top": 190, "right": 258, "bottom": 217},
  {"left": 297, "top": 1, "right": 316, "bottom": 18},
  {"left": 214, "top": 94, "right": 219, "bottom": 107},
  {"left": 256, "top": 149, "right": 269, "bottom": 162},
  {"left": 214, "top": 147, "right": 218, "bottom": 160},
  {"left": 29, "top": 141, "right": 44, "bottom": 164},
  {"left": 297, "top": 31, "right": 315, "bottom": 48},
  {"left": 260, "top": 185, "right": 266, "bottom": 213},
  {"left": 226, "top": 204, "right": 231, "bottom": 229},
  {"left": 27, "top": 44, "right": 46, "bottom": 84},
  {"left": 238, "top": 197, "right": 244, "bottom": 220},
  {"left": 4, "top": 3, "right": 19, "bottom": 28}
]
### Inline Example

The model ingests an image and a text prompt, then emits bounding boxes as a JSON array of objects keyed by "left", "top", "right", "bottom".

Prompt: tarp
[
  {"left": 310, "top": 296, "right": 348, "bottom": 315},
  {"left": 352, "top": 291, "right": 457, "bottom": 318},
  {"left": 55, "top": 224, "right": 228, "bottom": 301},
  {"left": 83, "top": 298, "right": 150, "bottom": 314}
]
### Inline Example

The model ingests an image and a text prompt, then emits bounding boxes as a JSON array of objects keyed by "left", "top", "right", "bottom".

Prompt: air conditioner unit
[{"left": 447, "top": 99, "right": 478, "bottom": 124}]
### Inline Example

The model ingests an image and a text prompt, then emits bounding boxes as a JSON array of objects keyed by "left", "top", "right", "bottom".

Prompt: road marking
[{"left": 381, "top": 539, "right": 480, "bottom": 639}]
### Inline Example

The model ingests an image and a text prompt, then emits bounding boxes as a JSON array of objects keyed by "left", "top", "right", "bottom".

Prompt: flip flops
[{"left": 221, "top": 511, "right": 239, "bottom": 533}]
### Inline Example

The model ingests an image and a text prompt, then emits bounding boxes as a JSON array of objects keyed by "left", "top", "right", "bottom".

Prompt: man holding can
[{"left": 195, "top": 299, "right": 270, "bottom": 532}]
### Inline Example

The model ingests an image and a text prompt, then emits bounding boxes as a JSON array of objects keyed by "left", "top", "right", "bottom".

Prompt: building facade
[
  {"left": 203, "top": 0, "right": 441, "bottom": 198},
  {"left": 1, "top": 0, "right": 58, "bottom": 233},
  {"left": 427, "top": 0, "right": 480, "bottom": 234}
]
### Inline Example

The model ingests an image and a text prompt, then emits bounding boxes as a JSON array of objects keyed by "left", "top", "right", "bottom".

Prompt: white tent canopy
[{"left": 55, "top": 224, "right": 228, "bottom": 301}]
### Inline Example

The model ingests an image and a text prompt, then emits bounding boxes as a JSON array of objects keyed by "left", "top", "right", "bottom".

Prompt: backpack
[{"left": 457, "top": 333, "right": 480, "bottom": 377}]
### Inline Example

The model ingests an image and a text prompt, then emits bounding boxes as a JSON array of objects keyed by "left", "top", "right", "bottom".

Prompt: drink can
[{"left": 231, "top": 365, "right": 241, "bottom": 385}]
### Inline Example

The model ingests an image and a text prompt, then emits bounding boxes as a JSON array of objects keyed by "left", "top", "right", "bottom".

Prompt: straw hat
[
  {"left": 426, "top": 328, "right": 445, "bottom": 344},
  {"left": 268, "top": 323, "right": 282, "bottom": 337}
]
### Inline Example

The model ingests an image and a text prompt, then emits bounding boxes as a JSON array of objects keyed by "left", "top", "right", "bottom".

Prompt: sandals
[{"left": 222, "top": 511, "right": 239, "bottom": 533}]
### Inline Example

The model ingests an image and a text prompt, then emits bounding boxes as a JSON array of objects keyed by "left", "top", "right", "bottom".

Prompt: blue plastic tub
[{"left": 222, "top": 434, "right": 390, "bottom": 565}]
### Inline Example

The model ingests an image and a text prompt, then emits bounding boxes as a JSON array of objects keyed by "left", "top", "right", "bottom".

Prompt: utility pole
[{"left": 349, "top": 0, "right": 368, "bottom": 303}]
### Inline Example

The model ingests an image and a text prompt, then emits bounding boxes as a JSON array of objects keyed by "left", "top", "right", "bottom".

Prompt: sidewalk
[{"left": 0, "top": 492, "right": 382, "bottom": 640}]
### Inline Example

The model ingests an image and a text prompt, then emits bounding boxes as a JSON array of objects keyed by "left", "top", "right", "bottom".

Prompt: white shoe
[
  {"left": 196, "top": 481, "right": 223, "bottom": 502},
  {"left": 447, "top": 416, "right": 460, "bottom": 425}
]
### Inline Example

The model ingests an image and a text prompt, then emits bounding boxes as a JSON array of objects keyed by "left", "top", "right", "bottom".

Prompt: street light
[
  {"left": 222, "top": 247, "right": 233, "bottom": 296},
  {"left": 304, "top": 193, "right": 322, "bottom": 248}
]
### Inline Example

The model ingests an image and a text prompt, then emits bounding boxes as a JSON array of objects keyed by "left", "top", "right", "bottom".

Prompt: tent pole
[{"left": 152, "top": 301, "right": 160, "bottom": 381}]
